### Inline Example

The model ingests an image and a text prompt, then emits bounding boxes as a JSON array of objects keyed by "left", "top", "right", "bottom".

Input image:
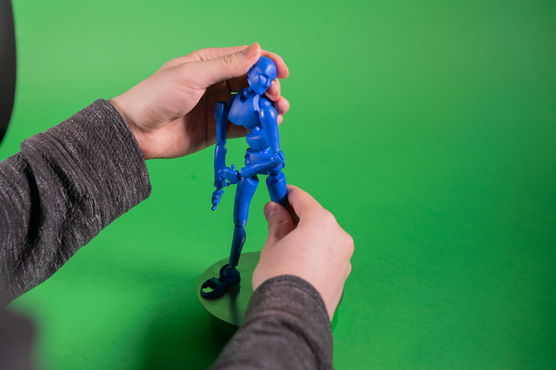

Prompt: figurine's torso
[
  {"left": 228, "top": 89, "right": 260, "bottom": 128},
  {"left": 228, "top": 88, "right": 276, "bottom": 169}
]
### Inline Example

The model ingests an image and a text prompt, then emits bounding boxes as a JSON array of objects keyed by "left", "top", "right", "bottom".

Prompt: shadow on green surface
[
  {"left": 48, "top": 250, "right": 240, "bottom": 370},
  {"left": 141, "top": 306, "right": 236, "bottom": 370}
]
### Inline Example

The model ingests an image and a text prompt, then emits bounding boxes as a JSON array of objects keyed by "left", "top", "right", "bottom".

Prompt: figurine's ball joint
[{"left": 200, "top": 264, "right": 241, "bottom": 299}]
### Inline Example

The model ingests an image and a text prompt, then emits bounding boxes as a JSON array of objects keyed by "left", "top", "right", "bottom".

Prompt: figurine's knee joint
[
  {"left": 234, "top": 217, "right": 248, "bottom": 227},
  {"left": 266, "top": 171, "right": 285, "bottom": 184}
]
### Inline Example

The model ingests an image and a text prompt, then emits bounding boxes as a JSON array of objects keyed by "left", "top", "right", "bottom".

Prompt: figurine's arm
[
  {"left": 259, "top": 97, "right": 281, "bottom": 153},
  {"left": 239, "top": 99, "right": 284, "bottom": 178},
  {"left": 211, "top": 101, "right": 239, "bottom": 210},
  {"left": 213, "top": 101, "right": 229, "bottom": 189}
]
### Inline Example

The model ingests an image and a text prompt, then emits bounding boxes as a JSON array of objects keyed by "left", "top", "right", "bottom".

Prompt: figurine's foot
[
  {"left": 200, "top": 264, "right": 241, "bottom": 299},
  {"left": 200, "top": 277, "right": 228, "bottom": 299}
]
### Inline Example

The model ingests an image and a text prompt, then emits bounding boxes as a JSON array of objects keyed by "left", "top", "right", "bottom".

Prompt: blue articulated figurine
[{"left": 200, "top": 57, "right": 288, "bottom": 299}]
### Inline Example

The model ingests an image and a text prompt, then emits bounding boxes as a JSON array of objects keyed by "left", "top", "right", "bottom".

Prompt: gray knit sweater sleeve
[
  {"left": 0, "top": 99, "right": 151, "bottom": 299},
  {"left": 212, "top": 275, "right": 333, "bottom": 370}
]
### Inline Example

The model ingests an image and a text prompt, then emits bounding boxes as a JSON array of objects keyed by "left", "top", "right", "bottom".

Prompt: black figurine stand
[{"left": 197, "top": 251, "right": 260, "bottom": 327}]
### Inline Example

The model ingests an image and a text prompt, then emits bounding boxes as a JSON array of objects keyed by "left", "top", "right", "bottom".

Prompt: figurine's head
[{"left": 247, "top": 57, "right": 277, "bottom": 95}]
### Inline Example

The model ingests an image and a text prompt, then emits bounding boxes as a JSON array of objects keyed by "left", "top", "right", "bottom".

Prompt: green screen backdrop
[{"left": 2, "top": 0, "right": 555, "bottom": 369}]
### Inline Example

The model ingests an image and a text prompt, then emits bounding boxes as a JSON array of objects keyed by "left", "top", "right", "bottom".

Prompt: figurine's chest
[{"left": 228, "top": 92, "right": 260, "bottom": 128}]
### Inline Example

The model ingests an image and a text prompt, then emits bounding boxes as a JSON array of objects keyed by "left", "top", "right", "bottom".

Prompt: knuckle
[
  {"left": 161, "top": 56, "right": 186, "bottom": 70},
  {"left": 160, "top": 60, "right": 174, "bottom": 70},
  {"left": 342, "top": 233, "right": 355, "bottom": 255},
  {"left": 221, "top": 54, "right": 235, "bottom": 69},
  {"left": 345, "top": 232, "right": 354, "bottom": 247},
  {"left": 194, "top": 49, "right": 210, "bottom": 61},
  {"left": 322, "top": 210, "right": 337, "bottom": 224}
]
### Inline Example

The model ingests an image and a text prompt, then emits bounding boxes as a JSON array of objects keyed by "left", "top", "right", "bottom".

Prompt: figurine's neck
[{"left": 243, "top": 87, "right": 257, "bottom": 97}]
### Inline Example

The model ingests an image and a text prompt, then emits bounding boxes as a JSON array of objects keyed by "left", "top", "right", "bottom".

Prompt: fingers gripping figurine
[{"left": 200, "top": 57, "right": 287, "bottom": 299}]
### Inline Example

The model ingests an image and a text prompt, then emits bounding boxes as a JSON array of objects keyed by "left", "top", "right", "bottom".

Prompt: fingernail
[{"left": 264, "top": 202, "right": 276, "bottom": 219}]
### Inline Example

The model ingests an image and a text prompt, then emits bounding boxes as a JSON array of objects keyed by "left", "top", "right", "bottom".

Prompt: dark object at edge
[{"left": 0, "top": 0, "right": 16, "bottom": 145}]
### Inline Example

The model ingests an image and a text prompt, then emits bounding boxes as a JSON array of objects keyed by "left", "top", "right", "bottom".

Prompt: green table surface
[{"left": 2, "top": 0, "right": 555, "bottom": 369}]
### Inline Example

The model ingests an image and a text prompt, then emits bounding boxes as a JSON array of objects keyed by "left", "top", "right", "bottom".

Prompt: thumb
[
  {"left": 187, "top": 43, "right": 261, "bottom": 87},
  {"left": 264, "top": 202, "right": 295, "bottom": 244}
]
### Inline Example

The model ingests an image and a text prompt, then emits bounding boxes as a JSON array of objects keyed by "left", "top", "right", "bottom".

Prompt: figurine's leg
[
  {"left": 201, "top": 175, "right": 258, "bottom": 299},
  {"left": 266, "top": 167, "right": 299, "bottom": 224},
  {"left": 229, "top": 175, "right": 259, "bottom": 267},
  {"left": 266, "top": 167, "right": 287, "bottom": 205}
]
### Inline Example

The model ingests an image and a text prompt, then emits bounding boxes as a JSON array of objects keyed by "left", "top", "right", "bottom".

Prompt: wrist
[{"left": 109, "top": 97, "right": 152, "bottom": 160}]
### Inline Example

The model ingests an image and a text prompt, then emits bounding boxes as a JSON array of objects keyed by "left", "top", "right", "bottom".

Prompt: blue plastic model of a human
[{"left": 200, "top": 57, "right": 287, "bottom": 299}]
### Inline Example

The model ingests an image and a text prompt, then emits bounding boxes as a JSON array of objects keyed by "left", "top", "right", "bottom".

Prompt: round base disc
[{"left": 197, "top": 251, "right": 260, "bottom": 327}]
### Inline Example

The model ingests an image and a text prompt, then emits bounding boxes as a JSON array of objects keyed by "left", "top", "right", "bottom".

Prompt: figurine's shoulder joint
[
  {"left": 258, "top": 96, "right": 274, "bottom": 110},
  {"left": 258, "top": 97, "right": 277, "bottom": 120}
]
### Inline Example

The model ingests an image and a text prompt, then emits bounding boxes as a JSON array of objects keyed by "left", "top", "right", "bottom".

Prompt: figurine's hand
[
  {"left": 110, "top": 43, "right": 290, "bottom": 159},
  {"left": 252, "top": 185, "right": 354, "bottom": 320},
  {"left": 211, "top": 189, "right": 224, "bottom": 211},
  {"left": 218, "top": 166, "right": 240, "bottom": 185}
]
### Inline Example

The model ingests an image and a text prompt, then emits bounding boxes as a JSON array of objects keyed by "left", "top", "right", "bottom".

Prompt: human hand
[
  {"left": 252, "top": 185, "right": 354, "bottom": 320},
  {"left": 110, "top": 43, "right": 290, "bottom": 159}
]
